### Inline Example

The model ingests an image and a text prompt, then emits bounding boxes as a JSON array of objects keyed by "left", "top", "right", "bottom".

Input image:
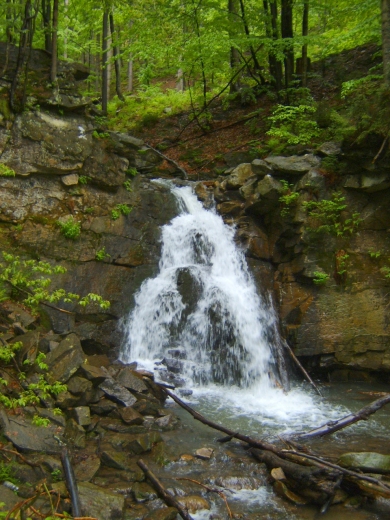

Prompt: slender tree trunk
[
  {"left": 239, "top": 0, "right": 265, "bottom": 83},
  {"left": 382, "top": 0, "right": 390, "bottom": 87},
  {"left": 50, "top": 0, "right": 58, "bottom": 83},
  {"left": 301, "top": 0, "right": 309, "bottom": 87},
  {"left": 95, "top": 32, "right": 101, "bottom": 93},
  {"left": 228, "top": 0, "right": 241, "bottom": 92},
  {"left": 281, "top": 0, "right": 294, "bottom": 89},
  {"left": 63, "top": 0, "right": 68, "bottom": 59},
  {"left": 109, "top": 12, "right": 124, "bottom": 101},
  {"left": 102, "top": 11, "right": 109, "bottom": 115},
  {"left": 41, "top": 0, "right": 51, "bottom": 52},
  {"left": 127, "top": 20, "right": 134, "bottom": 92},
  {"left": 270, "top": 0, "right": 283, "bottom": 92}
]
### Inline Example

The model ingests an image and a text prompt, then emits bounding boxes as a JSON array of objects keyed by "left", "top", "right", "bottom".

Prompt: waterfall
[{"left": 120, "top": 182, "right": 284, "bottom": 391}]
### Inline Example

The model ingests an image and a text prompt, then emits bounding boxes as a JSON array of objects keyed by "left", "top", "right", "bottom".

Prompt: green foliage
[
  {"left": 51, "top": 469, "right": 62, "bottom": 482},
  {"left": 303, "top": 193, "right": 362, "bottom": 237},
  {"left": 95, "top": 247, "right": 110, "bottom": 262},
  {"left": 313, "top": 271, "right": 330, "bottom": 285},
  {"left": 78, "top": 176, "right": 89, "bottom": 185},
  {"left": 111, "top": 204, "right": 132, "bottom": 220},
  {"left": 0, "top": 164, "right": 15, "bottom": 177},
  {"left": 279, "top": 180, "right": 300, "bottom": 217},
  {"left": 56, "top": 217, "right": 81, "bottom": 240},
  {"left": 267, "top": 104, "right": 320, "bottom": 146},
  {"left": 0, "top": 462, "right": 17, "bottom": 484},
  {"left": 126, "top": 168, "right": 138, "bottom": 177},
  {"left": 381, "top": 266, "right": 390, "bottom": 279},
  {"left": 92, "top": 130, "right": 110, "bottom": 139},
  {"left": 369, "top": 249, "right": 381, "bottom": 259},
  {"left": 336, "top": 252, "right": 349, "bottom": 276},
  {"left": 123, "top": 180, "right": 132, "bottom": 192},
  {"left": 0, "top": 252, "right": 110, "bottom": 311}
]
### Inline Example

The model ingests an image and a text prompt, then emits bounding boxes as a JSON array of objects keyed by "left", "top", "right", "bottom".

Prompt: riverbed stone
[
  {"left": 72, "top": 406, "right": 91, "bottom": 426},
  {"left": 78, "top": 481, "right": 125, "bottom": 520},
  {"left": 176, "top": 495, "right": 210, "bottom": 513},
  {"left": 66, "top": 376, "right": 93, "bottom": 395},
  {"left": 74, "top": 453, "right": 100, "bottom": 481},
  {"left": 133, "top": 482, "right": 158, "bottom": 503},
  {"left": 225, "top": 163, "right": 253, "bottom": 189},
  {"left": 144, "top": 507, "right": 178, "bottom": 520},
  {"left": 338, "top": 452, "right": 390, "bottom": 472},
  {"left": 64, "top": 418, "right": 86, "bottom": 448},
  {"left": 195, "top": 448, "right": 214, "bottom": 460},
  {"left": 119, "top": 407, "right": 144, "bottom": 425},
  {"left": 251, "top": 158, "right": 273, "bottom": 177}
]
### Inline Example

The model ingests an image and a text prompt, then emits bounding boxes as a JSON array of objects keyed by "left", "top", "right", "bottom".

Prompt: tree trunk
[
  {"left": 269, "top": 0, "right": 283, "bottom": 92},
  {"left": 239, "top": 0, "right": 265, "bottom": 84},
  {"left": 102, "top": 11, "right": 109, "bottom": 115},
  {"left": 63, "top": 0, "right": 68, "bottom": 59},
  {"left": 228, "top": 0, "right": 241, "bottom": 92},
  {"left": 382, "top": 0, "right": 390, "bottom": 86},
  {"left": 127, "top": 20, "right": 134, "bottom": 92},
  {"left": 301, "top": 0, "right": 309, "bottom": 87},
  {"left": 281, "top": 0, "right": 294, "bottom": 89},
  {"left": 41, "top": 0, "right": 51, "bottom": 52},
  {"left": 109, "top": 12, "right": 124, "bottom": 101},
  {"left": 50, "top": 0, "right": 58, "bottom": 83}
]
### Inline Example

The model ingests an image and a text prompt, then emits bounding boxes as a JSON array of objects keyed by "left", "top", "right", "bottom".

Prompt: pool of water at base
[{"left": 159, "top": 381, "right": 390, "bottom": 520}]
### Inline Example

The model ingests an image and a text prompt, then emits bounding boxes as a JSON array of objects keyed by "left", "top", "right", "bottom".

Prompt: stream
[{"left": 120, "top": 181, "right": 390, "bottom": 519}]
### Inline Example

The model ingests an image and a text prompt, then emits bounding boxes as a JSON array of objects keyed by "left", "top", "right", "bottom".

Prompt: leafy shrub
[
  {"left": 111, "top": 204, "right": 132, "bottom": 220},
  {"left": 56, "top": 217, "right": 81, "bottom": 239},
  {"left": 79, "top": 176, "right": 89, "bottom": 185},
  {"left": 267, "top": 104, "right": 320, "bottom": 145},
  {"left": 313, "top": 271, "right": 330, "bottom": 285},
  {"left": 279, "top": 180, "right": 300, "bottom": 217},
  {"left": 95, "top": 247, "right": 110, "bottom": 261},
  {"left": 0, "top": 164, "right": 15, "bottom": 177}
]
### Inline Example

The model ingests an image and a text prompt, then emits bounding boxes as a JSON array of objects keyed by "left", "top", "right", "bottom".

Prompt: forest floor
[{"left": 125, "top": 43, "right": 380, "bottom": 180}]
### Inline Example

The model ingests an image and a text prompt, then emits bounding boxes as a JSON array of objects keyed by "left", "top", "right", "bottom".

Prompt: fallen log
[
  {"left": 61, "top": 447, "right": 82, "bottom": 518},
  {"left": 282, "top": 340, "right": 322, "bottom": 396},
  {"left": 290, "top": 393, "right": 390, "bottom": 439},
  {"left": 137, "top": 459, "right": 193, "bottom": 520}
]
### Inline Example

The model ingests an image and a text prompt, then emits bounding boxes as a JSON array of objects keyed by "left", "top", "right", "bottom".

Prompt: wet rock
[
  {"left": 72, "top": 406, "right": 91, "bottom": 426},
  {"left": 176, "top": 495, "right": 210, "bottom": 513},
  {"left": 12, "top": 330, "right": 40, "bottom": 366},
  {"left": 119, "top": 407, "right": 144, "bottom": 426},
  {"left": 78, "top": 481, "right": 125, "bottom": 520},
  {"left": 45, "top": 333, "right": 85, "bottom": 383},
  {"left": 167, "top": 349, "right": 186, "bottom": 359},
  {"left": 245, "top": 175, "right": 283, "bottom": 217},
  {"left": 144, "top": 507, "right": 178, "bottom": 520},
  {"left": 24, "top": 406, "right": 66, "bottom": 427},
  {"left": 2, "top": 301, "right": 36, "bottom": 328},
  {"left": 195, "top": 448, "right": 214, "bottom": 460},
  {"left": 55, "top": 390, "right": 81, "bottom": 409},
  {"left": 117, "top": 368, "right": 149, "bottom": 393},
  {"left": 239, "top": 176, "right": 258, "bottom": 199},
  {"left": 100, "top": 449, "right": 132, "bottom": 470},
  {"left": 74, "top": 454, "right": 100, "bottom": 482},
  {"left": 338, "top": 452, "right": 390, "bottom": 473},
  {"left": 158, "top": 371, "right": 185, "bottom": 387},
  {"left": 264, "top": 154, "right": 320, "bottom": 175},
  {"left": 0, "top": 485, "right": 22, "bottom": 511},
  {"left": 214, "top": 476, "right": 262, "bottom": 489},
  {"left": 343, "top": 173, "right": 390, "bottom": 193},
  {"left": 79, "top": 363, "right": 107, "bottom": 384},
  {"left": 161, "top": 358, "right": 183, "bottom": 374},
  {"left": 154, "top": 414, "right": 175, "bottom": 430},
  {"left": 99, "top": 378, "right": 137, "bottom": 407},
  {"left": 178, "top": 389, "right": 193, "bottom": 397},
  {"left": 64, "top": 418, "right": 86, "bottom": 448},
  {"left": 0, "top": 410, "right": 63, "bottom": 454},
  {"left": 133, "top": 482, "right": 158, "bottom": 503},
  {"left": 216, "top": 200, "right": 244, "bottom": 217}
]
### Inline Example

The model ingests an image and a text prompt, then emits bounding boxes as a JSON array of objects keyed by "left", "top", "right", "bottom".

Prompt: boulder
[
  {"left": 117, "top": 368, "right": 149, "bottom": 393},
  {"left": 78, "top": 481, "right": 125, "bottom": 520},
  {"left": 98, "top": 378, "right": 137, "bottom": 407},
  {"left": 225, "top": 163, "right": 253, "bottom": 189},
  {"left": 264, "top": 154, "right": 320, "bottom": 175},
  {"left": 251, "top": 158, "right": 273, "bottom": 177},
  {"left": 176, "top": 496, "right": 210, "bottom": 513},
  {"left": 45, "top": 333, "right": 85, "bottom": 383},
  {"left": 338, "top": 452, "right": 390, "bottom": 473},
  {"left": 316, "top": 141, "right": 342, "bottom": 157}
]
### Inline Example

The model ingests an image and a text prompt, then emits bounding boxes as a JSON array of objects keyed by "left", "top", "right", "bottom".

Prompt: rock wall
[
  {"left": 202, "top": 145, "right": 390, "bottom": 379},
  {"left": 0, "top": 107, "right": 180, "bottom": 358}
]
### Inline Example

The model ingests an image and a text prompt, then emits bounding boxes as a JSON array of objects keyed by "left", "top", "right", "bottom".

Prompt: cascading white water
[{"left": 121, "top": 182, "right": 281, "bottom": 391}]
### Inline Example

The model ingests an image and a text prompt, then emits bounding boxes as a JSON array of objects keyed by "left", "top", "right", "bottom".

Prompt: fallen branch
[
  {"left": 144, "top": 143, "right": 188, "bottom": 179},
  {"left": 290, "top": 393, "right": 390, "bottom": 439},
  {"left": 61, "top": 447, "right": 82, "bottom": 518},
  {"left": 282, "top": 340, "right": 322, "bottom": 396},
  {"left": 176, "top": 477, "right": 233, "bottom": 518},
  {"left": 137, "top": 459, "right": 193, "bottom": 520}
]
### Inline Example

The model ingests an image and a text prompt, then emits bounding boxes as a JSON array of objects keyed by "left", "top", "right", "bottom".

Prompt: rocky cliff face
[
  {"left": 202, "top": 146, "right": 390, "bottom": 380},
  {"left": 0, "top": 105, "right": 180, "bottom": 358}
]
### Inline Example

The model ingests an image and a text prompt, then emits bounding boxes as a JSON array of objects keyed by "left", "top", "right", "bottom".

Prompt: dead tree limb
[
  {"left": 137, "top": 459, "right": 193, "bottom": 520},
  {"left": 291, "top": 393, "right": 390, "bottom": 440},
  {"left": 176, "top": 477, "right": 233, "bottom": 518},
  {"left": 161, "top": 387, "right": 278, "bottom": 453},
  {"left": 144, "top": 143, "right": 188, "bottom": 179},
  {"left": 282, "top": 340, "right": 322, "bottom": 396}
]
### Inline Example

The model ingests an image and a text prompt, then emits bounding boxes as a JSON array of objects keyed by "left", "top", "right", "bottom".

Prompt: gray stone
[
  {"left": 67, "top": 376, "right": 93, "bottom": 395},
  {"left": 338, "top": 452, "right": 390, "bottom": 472},
  {"left": 99, "top": 378, "right": 137, "bottom": 407},
  {"left": 317, "top": 141, "right": 342, "bottom": 157},
  {"left": 72, "top": 406, "right": 91, "bottom": 426},
  {"left": 161, "top": 358, "right": 183, "bottom": 374},
  {"left": 45, "top": 333, "right": 85, "bottom": 383},
  {"left": 64, "top": 418, "right": 86, "bottom": 448},
  {"left": 117, "top": 368, "right": 148, "bottom": 393},
  {"left": 61, "top": 173, "right": 79, "bottom": 186},
  {"left": 176, "top": 496, "right": 210, "bottom": 513},
  {"left": 225, "top": 163, "right": 253, "bottom": 189},
  {"left": 2, "top": 301, "right": 36, "bottom": 328},
  {"left": 78, "top": 481, "right": 125, "bottom": 520},
  {"left": 119, "top": 407, "right": 144, "bottom": 425},
  {"left": 79, "top": 363, "right": 107, "bottom": 384},
  {"left": 239, "top": 177, "right": 258, "bottom": 199},
  {"left": 74, "top": 454, "right": 100, "bottom": 482},
  {"left": 251, "top": 158, "right": 273, "bottom": 176},
  {"left": 0, "top": 410, "right": 64, "bottom": 454},
  {"left": 90, "top": 398, "right": 118, "bottom": 415},
  {"left": 144, "top": 507, "right": 178, "bottom": 520},
  {"left": 265, "top": 154, "right": 320, "bottom": 175},
  {"left": 132, "top": 482, "right": 158, "bottom": 503},
  {"left": 195, "top": 447, "right": 214, "bottom": 460}
]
